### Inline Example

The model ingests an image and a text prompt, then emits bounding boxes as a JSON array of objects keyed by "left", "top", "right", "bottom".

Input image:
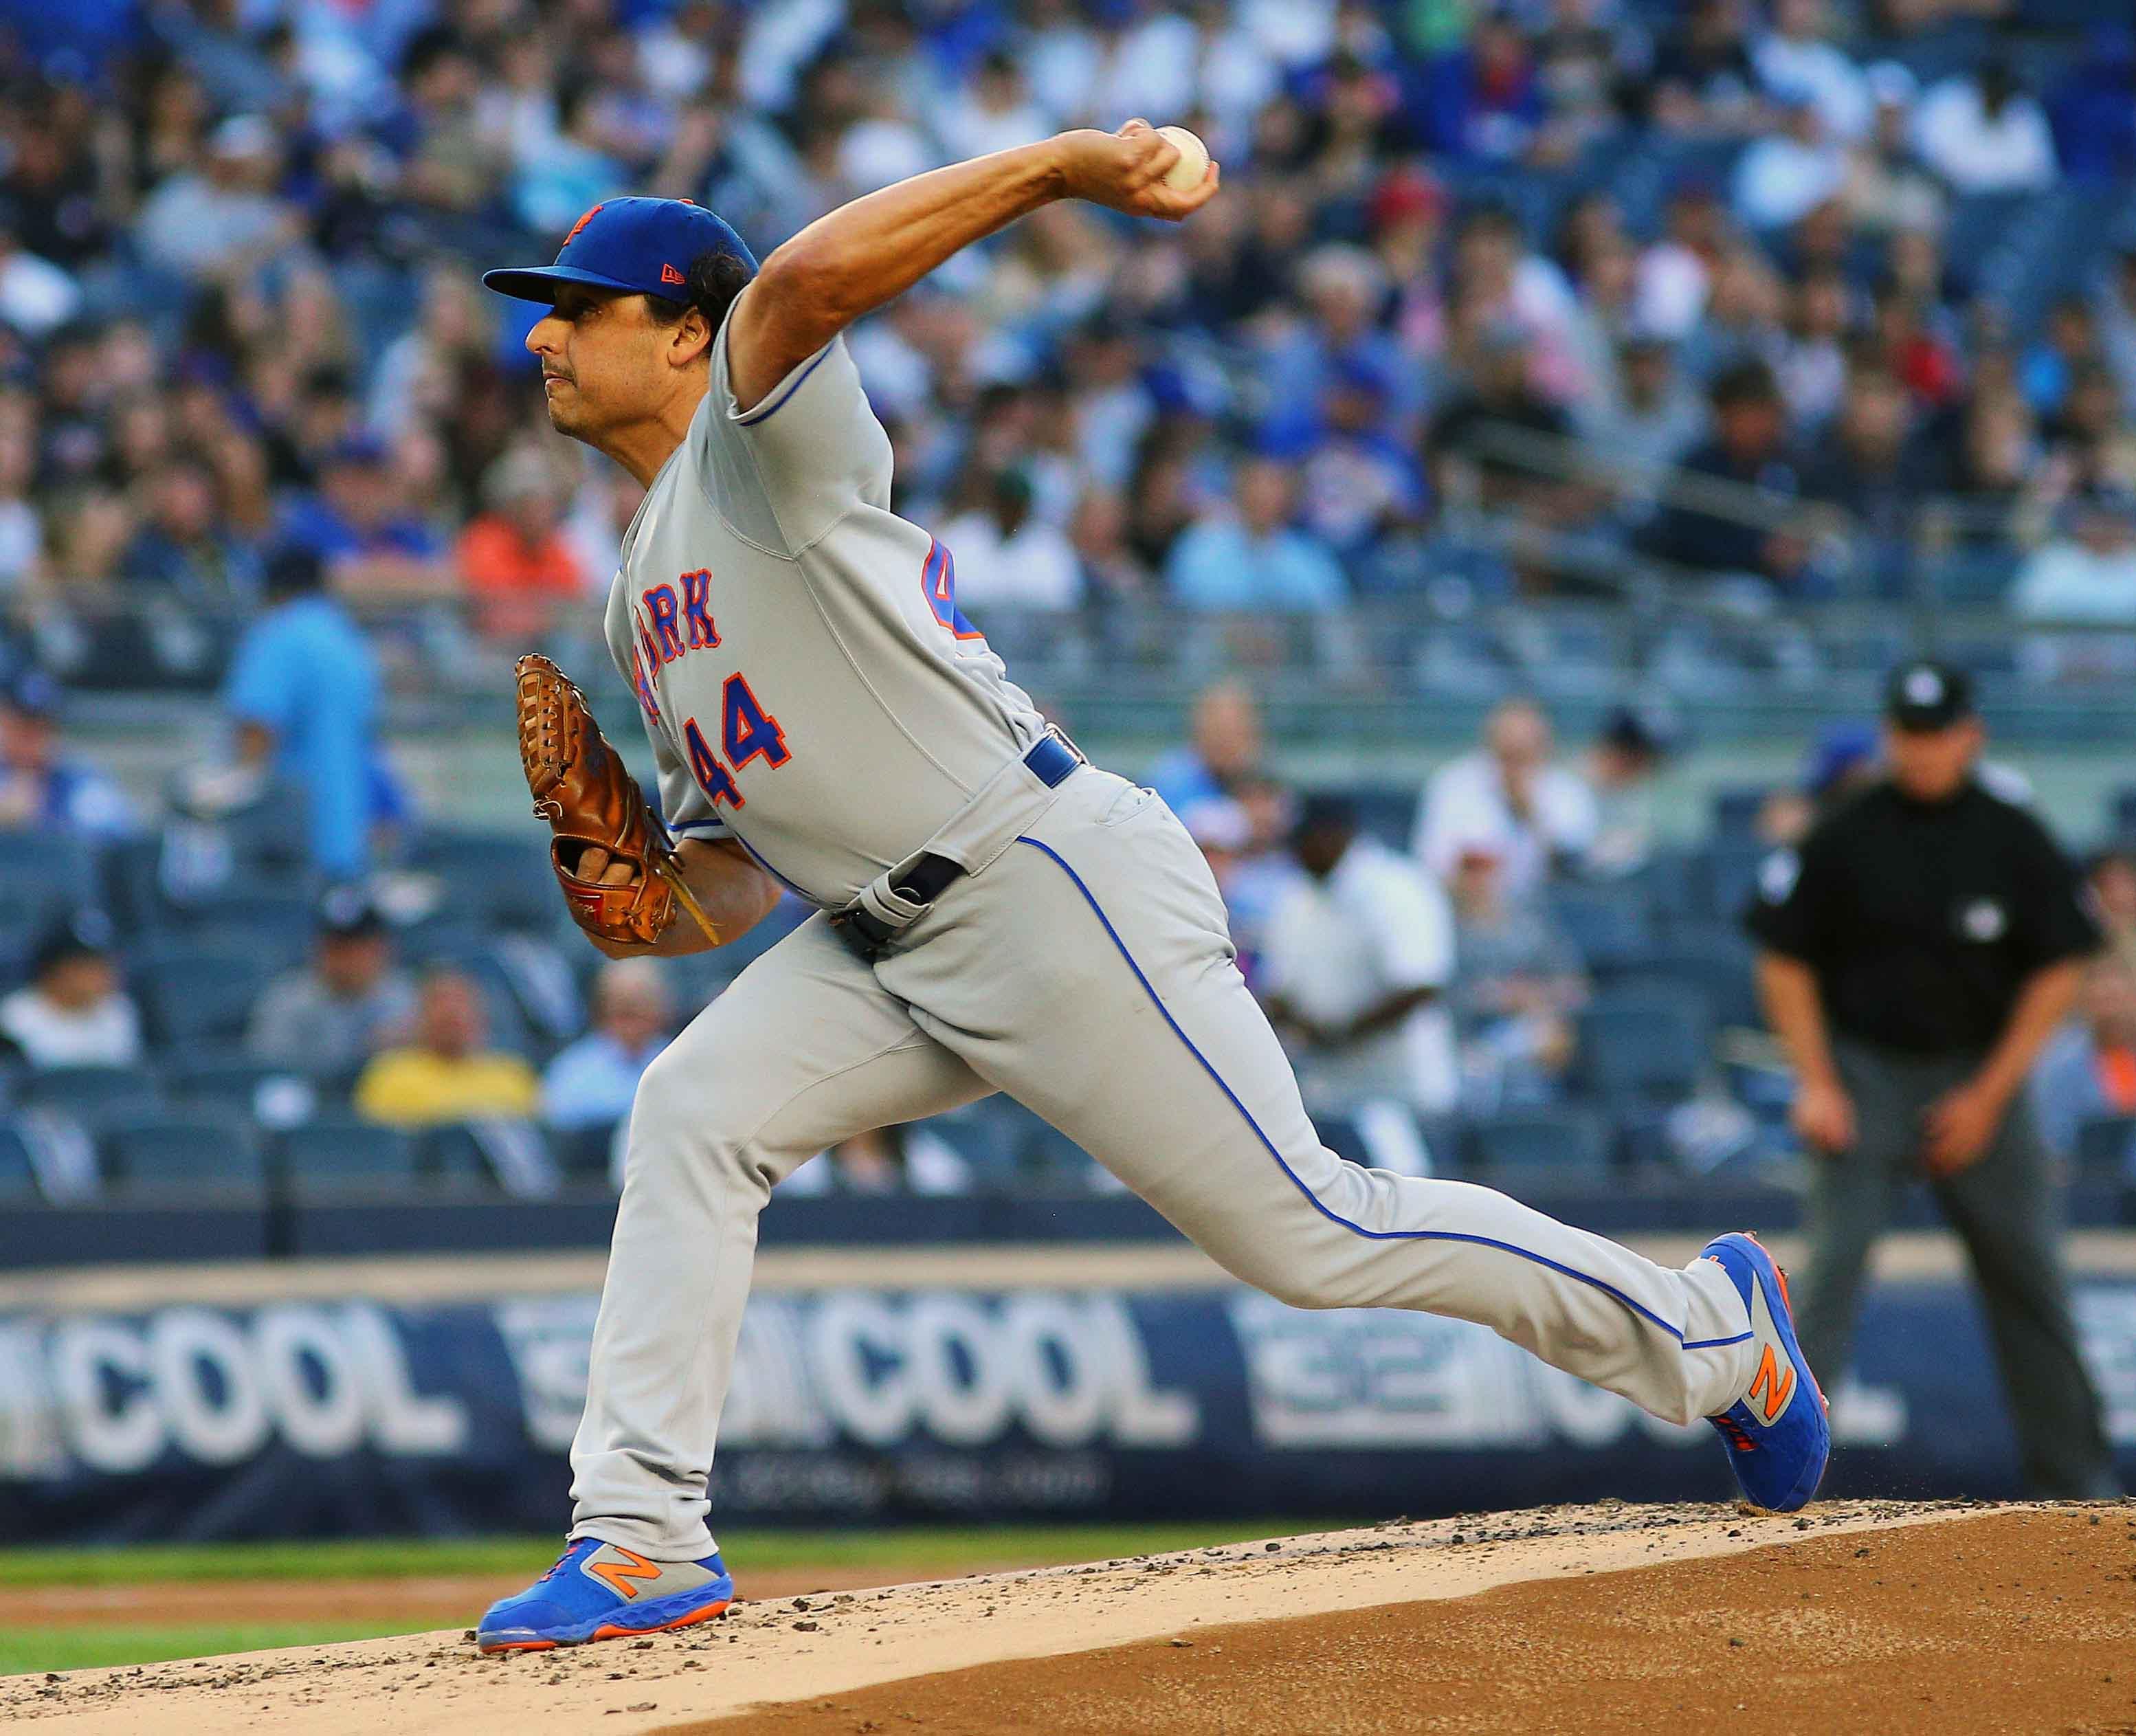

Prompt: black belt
[{"left": 831, "top": 733, "right": 1083, "bottom": 961}]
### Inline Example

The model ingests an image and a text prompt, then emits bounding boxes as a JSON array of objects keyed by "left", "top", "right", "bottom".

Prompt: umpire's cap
[
  {"left": 482, "top": 197, "right": 757, "bottom": 305},
  {"left": 1883, "top": 658, "right": 1975, "bottom": 733}
]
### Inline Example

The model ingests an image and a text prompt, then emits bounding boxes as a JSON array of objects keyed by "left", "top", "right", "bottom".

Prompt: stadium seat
[
  {"left": 1708, "top": 786, "right": 1770, "bottom": 839},
  {"left": 410, "top": 832, "right": 563, "bottom": 933},
  {"left": 1549, "top": 890, "right": 1654, "bottom": 972},
  {"left": 170, "top": 892, "right": 321, "bottom": 975},
  {"left": 276, "top": 1119, "right": 421, "bottom": 1198},
  {"left": 1687, "top": 839, "right": 1771, "bottom": 925},
  {"left": 2074, "top": 1115, "right": 2136, "bottom": 1181},
  {"left": 164, "top": 1049, "right": 322, "bottom": 1123},
  {"left": 1609, "top": 924, "right": 1764, "bottom": 1031},
  {"left": 1465, "top": 1106, "right": 1613, "bottom": 1175},
  {"left": 100, "top": 1111, "right": 264, "bottom": 1199},
  {"left": 1331, "top": 784, "right": 1418, "bottom": 852},
  {"left": 0, "top": 1122, "right": 39, "bottom": 1200},
  {"left": 133, "top": 948, "right": 274, "bottom": 1049},
  {"left": 18, "top": 1065, "right": 162, "bottom": 1121},
  {"left": 1575, "top": 988, "right": 1709, "bottom": 1104}
]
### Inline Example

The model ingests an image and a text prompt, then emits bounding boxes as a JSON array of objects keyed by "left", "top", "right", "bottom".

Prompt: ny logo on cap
[
  {"left": 564, "top": 204, "right": 605, "bottom": 245},
  {"left": 1904, "top": 668, "right": 1944, "bottom": 706}
]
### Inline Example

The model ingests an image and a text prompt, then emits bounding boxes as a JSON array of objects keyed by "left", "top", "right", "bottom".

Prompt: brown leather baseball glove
[{"left": 515, "top": 653, "right": 719, "bottom": 949}]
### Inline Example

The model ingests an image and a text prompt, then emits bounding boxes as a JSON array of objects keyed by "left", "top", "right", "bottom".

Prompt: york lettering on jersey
[{"left": 637, "top": 575, "right": 721, "bottom": 673}]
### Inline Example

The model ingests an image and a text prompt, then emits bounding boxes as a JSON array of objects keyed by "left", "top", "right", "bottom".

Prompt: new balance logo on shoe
[
  {"left": 584, "top": 1546, "right": 663, "bottom": 1601},
  {"left": 1748, "top": 1342, "right": 1796, "bottom": 1423}
]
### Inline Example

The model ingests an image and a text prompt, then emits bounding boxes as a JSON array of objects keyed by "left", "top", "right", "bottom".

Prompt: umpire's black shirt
[{"left": 1744, "top": 777, "right": 2099, "bottom": 1056}]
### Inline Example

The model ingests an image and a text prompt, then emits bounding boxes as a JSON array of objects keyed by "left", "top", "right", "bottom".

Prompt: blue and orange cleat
[
  {"left": 1699, "top": 1232, "right": 1830, "bottom": 1513},
  {"left": 476, "top": 1539, "right": 734, "bottom": 1654}
]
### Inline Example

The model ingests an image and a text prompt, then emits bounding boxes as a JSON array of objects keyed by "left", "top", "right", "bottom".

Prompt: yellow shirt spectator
[{"left": 354, "top": 967, "right": 540, "bottom": 1128}]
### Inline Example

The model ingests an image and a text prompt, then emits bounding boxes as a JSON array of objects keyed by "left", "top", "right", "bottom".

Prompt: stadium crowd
[
  {"left": 0, "top": 0, "right": 2124, "bottom": 649},
  {"left": 0, "top": 0, "right": 2129, "bottom": 1201}
]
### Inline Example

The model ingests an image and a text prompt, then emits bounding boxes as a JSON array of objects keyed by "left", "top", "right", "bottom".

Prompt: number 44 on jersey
[{"left": 682, "top": 674, "right": 788, "bottom": 812}]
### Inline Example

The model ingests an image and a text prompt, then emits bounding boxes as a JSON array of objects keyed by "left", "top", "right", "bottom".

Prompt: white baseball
[{"left": 1154, "top": 126, "right": 1211, "bottom": 193}]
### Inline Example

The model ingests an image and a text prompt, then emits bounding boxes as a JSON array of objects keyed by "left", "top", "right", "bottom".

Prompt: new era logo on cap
[{"left": 660, "top": 263, "right": 685, "bottom": 285}]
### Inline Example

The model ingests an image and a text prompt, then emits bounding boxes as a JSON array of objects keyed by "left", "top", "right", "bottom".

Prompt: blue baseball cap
[{"left": 482, "top": 197, "right": 757, "bottom": 305}]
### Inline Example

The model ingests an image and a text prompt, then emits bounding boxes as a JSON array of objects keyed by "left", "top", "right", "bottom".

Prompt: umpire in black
[{"left": 1746, "top": 659, "right": 2117, "bottom": 1497}]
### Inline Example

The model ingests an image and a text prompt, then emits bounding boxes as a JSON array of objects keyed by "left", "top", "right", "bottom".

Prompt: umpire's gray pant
[{"left": 1797, "top": 1036, "right": 2117, "bottom": 1498}]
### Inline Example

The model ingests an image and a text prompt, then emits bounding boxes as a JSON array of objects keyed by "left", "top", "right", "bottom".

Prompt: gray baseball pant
[
  {"left": 1797, "top": 1036, "right": 2116, "bottom": 1499},
  {"left": 568, "top": 770, "right": 1759, "bottom": 1559}
]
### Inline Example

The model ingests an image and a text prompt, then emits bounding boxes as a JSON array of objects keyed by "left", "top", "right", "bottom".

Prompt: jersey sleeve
[
  {"left": 2007, "top": 808, "right": 2101, "bottom": 971},
  {"left": 698, "top": 298, "right": 893, "bottom": 557},
  {"left": 1742, "top": 825, "right": 1838, "bottom": 963}
]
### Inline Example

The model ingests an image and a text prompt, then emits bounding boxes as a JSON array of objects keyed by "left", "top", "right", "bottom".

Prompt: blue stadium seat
[
  {"left": 1465, "top": 1106, "right": 1613, "bottom": 1175},
  {"left": 164, "top": 1048, "right": 322, "bottom": 1121},
  {"left": 277, "top": 1119, "right": 420, "bottom": 1198},
  {"left": 2075, "top": 1115, "right": 2136, "bottom": 1181},
  {"left": 1687, "top": 839, "right": 1770, "bottom": 924},
  {"left": 133, "top": 948, "right": 274, "bottom": 1049},
  {"left": 1708, "top": 786, "right": 1770, "bottom": 839},
  {"left": 1609, "top": 924, "right": 1764, "bottom": 1031},
  {"left": 2111, "top": 787, "right": 2136, "bottom": 838},
  {"left": 19, "top": 1065, "right": 162, "bottom": 1121},
  {"left": 100, "top": 1111, "right": 263, "bottom": 1198},
  {"left": 170, "top": 892, "right": 321, "bottom": 975},
  {"left": 1331, "top": 784, "right": 1417, "bottom": 852},
  {"left": 410, "top": 832, "right": 563, "bottom": 933},
  {"left": 0, "top": 1122, "right": 38, "bottom": 1199},
  {"left": 1576, "top": 988, "right": 1709, "bottom": 1104},
  {"left": 1550, "top": 890, "right": 1654, "bottom": 972}
]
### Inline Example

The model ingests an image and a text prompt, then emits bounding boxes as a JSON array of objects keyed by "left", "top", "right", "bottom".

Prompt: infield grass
[{"left": 0, "top": 1623, "right": 420, "bottom": 1676}]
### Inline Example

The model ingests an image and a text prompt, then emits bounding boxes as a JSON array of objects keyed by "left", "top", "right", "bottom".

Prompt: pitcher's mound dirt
[
  {"left": 7, "top": 1501, "right": 2131, "bottom": 1736},
  {"left": 689, "top": 1506, "right": 2136, "bottom": 1736}
]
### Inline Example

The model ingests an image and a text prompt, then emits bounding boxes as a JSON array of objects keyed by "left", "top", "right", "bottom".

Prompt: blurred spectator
[
  {"left": 133, "top": 114, "right": 299, "bottom": 281},
  {"left": 276, "top": 435, "right": 449, "bottom": 594},
  {"left": 1427, "top": 318, "right": 1578, "bottom": 520},
  {"left": 542, "top": 958, "right": 676, "bottom": 1137},
  {"left": 0, "top": 207, "right": 81, "bottom": 340},
  {"left": 1164, "top": 457, "right": 1346, "bottom": 611},
  {"left": 1413, "top": 699, "right": 1599, "bottom": 904},
  {"left": 0, "top": 674, "right": 127, "bottom": 840},
  {"left": 1259, "top": 794, "right": 1458, "bottom": 1121},
  {"left": 1640, "top": 359, "right": 1814, "bottom": 594},
  {"left": 1150, "top": 678, "right": 1262, "bottom": 812},
  {"left": 222, "top": 546, "right": 383, "bottom": 880},
  {"left": 1447, "top": 843, "right": 1588, "bottom": 1112},
  {"left": 2022, "top": 296, "right": 2102, "bottom": 423},
  {"left": 941, "top": 467, "right": 1083, "bottom": 612},
  {"left": 1843, "top": 62, "right": 1944, "bottom": 236},
  {"left": 1753, "top": 0, "right": 1871, "bottom": 145},
  {"left": 1911, "top": 57, "right": 2058, "bottom": 195},
  {"left": 1800, "top": 366, "right": 1941, "bottom": 594},
  {"left": 354, "top": 966, "right": 539, "bottom": 1128},
  {"left": 1575, "top": 333, "right": 1705, "bottom": 513},
  {"left": 120, "top": 459, "right": 260, "bottom": 605},
  {"left": 2031, "top": 958, "right": 2136, "bottom": 1165},
  {"left": 456, "top": 445, "right": 594, "bottom": 641},
  {"left": 1773, "top": 266, "right": 1852, "bottom": 434},
  {"left": 2010, "top": 490, "right": 2136, "bottom": 624},
  {"left": 245, "top": 888, "right": 416, "bottom": 1077},
  {"left": 1583, "top": 706, "right": 1671, "bottom": 878},
  {"left": 0, "top": 911, "right": 141, "bottom": 1069},
  {"left": 1650, "top": 0, "right": 1766, "bottom": 139},
  {"left": 1296, "top": 359, "right": 1425, "bottom": 568},
  {"left": 2087, "top": 847, "right": 2136, "bottom": 975},
  {"left": 1734, "top": 97, "right": 1845, "bottom": 232}
]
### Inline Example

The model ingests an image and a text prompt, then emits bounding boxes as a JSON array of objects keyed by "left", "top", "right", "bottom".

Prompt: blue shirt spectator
[
  {"left": 1166, "top": 458, "right": 1347, "bottom": 612},
  {"left": 542, "top": 959, "right": 677, "bottom": 1145},
  {"left": 1148, "top": 679, "right": 1264, "bottom": 813},
  {"left": 223, "top": 548, "right": 382, "bottom": 880},
  {"left": 276, "top": 436, "right": 443, "bottom": 573}
]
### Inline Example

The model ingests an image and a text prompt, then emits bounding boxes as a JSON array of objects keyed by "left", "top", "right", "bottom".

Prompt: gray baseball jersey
[
  {"left": 563, "top": 308, "right": 1774, "bottom": 1564},
  {"left": 603, "top": 304, "right": 1049, "bottom": 908}
]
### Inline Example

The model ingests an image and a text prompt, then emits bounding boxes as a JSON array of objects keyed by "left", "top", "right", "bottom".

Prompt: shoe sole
[
  {"left": 1733, "top": 1232, "right": 1830, "bottom": 1511},
  {"left": 478, "top": 1593, "right": 733, "bottom": 1655}
]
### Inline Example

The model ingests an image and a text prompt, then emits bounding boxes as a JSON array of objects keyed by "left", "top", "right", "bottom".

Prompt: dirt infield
[{"left": 3, "top": 1501, "right": 2129, "bottom": 1736}]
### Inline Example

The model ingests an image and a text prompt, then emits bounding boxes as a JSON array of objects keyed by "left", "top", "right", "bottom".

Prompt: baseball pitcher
[{"left": 475, "top": 124, "right": 1827, "bottom": 1654}]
